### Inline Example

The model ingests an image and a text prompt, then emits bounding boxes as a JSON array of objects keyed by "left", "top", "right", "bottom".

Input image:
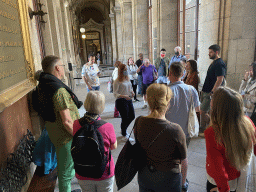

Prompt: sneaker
[
  {"left": 71, "top": 190, "right": 82, "bottom": 192},
  {"left": 142, "top": 104, "right": 147, "bottom": 109},
  {"left": 134, "top": 99, "right": 140, "bottom": 102},
  {"left": 199, "top": 133, "right": 205, "bottom": 137},
  {"left": 182, "top": 179, "right": 189, "bottom": 192}
]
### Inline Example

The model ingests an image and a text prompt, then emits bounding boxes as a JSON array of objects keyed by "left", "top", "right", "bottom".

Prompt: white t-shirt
[{"left": 81, "top": 63, "right": 100, "bottom": 87}]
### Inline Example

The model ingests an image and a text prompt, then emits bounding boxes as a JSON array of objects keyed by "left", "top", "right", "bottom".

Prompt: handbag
[
  {"left": 32, "top": 128, "right": 57, "bottom": 175},
  {"left": 107, "top": 78, "right": 113, "bottom": 93},
  {"left": 236, "top": 150, "right": 256, "bottom": 192},
  {"left": 115, "top": 117, "right": 166, "bottom": 190},
  {"left": 188, "top": 87, "right": 199, "bottom": 138},
  {"left": 152, "top": 65, "right": 157, "bottom": 82},
  {"left": 250, "top": 104, "right": 256, "bottom": 126}
]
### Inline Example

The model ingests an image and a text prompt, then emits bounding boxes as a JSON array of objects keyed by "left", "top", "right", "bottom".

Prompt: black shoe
[{"left": 134, "top": 99, "right": 140, "bottom": 102}]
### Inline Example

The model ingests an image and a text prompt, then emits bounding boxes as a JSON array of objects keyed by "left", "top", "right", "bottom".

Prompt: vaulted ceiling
[{"left": 68, "top": 0, "right": 115, "bottom": 24}]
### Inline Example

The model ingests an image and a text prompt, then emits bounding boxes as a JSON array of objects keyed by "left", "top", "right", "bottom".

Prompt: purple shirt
[{"left": 140, "top": 65, "right": 157, "bottom": 84}]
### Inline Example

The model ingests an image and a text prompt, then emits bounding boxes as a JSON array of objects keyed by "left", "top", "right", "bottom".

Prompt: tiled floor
[{"left": 54, "top": 78, "right": 207, "bottom": 192}]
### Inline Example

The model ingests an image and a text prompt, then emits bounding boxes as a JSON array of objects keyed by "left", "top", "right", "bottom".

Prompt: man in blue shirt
[
  {"left": 166, "top": 62, "right": 200, "bottom": 192},
  {"left": 169, "top": 46, "right": 186, "bottom": 69}
]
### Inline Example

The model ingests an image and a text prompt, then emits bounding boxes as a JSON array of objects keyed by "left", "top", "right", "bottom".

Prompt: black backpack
[{"left": 71, "top": 118, "right": 111, "bottom": 178}]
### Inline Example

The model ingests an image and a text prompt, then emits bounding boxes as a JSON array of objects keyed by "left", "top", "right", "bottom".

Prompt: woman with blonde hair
[
  {"left": 73, "top": 91, "right": 117, "bottom": 192},
  {"left": 134, "top": 83, "right": 187, "bottom": 191},
  {"left": 114, "top": 63, "right": 135, "bottom": 139},
  {"left": 205, "top": 86, "right": 256, "bottom": 192}
]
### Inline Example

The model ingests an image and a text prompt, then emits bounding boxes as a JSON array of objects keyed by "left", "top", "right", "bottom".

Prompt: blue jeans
[
  {"left": 138, "top": 165, "right": 182, "bottom": 192},
  {"left": 87, "top": 86, "right": 100, "bottom": 92},
  {"left": 138, "top": 75, "right": 143, "bottom": 95}
]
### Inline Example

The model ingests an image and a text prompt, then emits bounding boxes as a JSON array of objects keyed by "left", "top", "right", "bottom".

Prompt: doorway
[{"left": 84, "top": 31, "right": 101, "bottom": 64}]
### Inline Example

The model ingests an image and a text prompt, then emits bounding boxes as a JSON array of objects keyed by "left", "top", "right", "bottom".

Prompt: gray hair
[
  {"left": 174, "top": 46, "right": 181, "bottom": 52},
  {"left": 143, "top": 58, "right": 151, "bottom": 64}
]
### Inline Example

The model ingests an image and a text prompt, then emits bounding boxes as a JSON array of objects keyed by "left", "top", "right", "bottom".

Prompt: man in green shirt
[{"left": 36, "top": 55, "right": 81, "bottom": 192}]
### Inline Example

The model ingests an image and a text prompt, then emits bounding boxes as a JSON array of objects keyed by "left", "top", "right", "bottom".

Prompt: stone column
[
  {"left": 122, "top": 1, "right": 133, "bottom": 62},
  {"left": 152, "top": 0, "right": 160, "bottom": 63},
  {"left": 104, "top": 20, "right": 113, "bottom": 65},
  {"left": 133, "top": 0, "right": 149, "bottom": 59},
  {"left": 114, "top": 6, "right": 123, "bottom": 62},
  {"left": 159, "top": 0, "right": 177, "bottom": 59},
  {"left": 109, "top": 13, "right": 118, "bottom": 64}
]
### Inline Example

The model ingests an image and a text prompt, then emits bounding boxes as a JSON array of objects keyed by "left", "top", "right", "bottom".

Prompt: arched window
[{"left": 178, "top": 0, "right": 200, "bottom": 60}]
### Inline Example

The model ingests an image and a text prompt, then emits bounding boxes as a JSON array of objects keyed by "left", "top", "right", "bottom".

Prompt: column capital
[
  {"left": 109, "top": 13, "right": 115, "bottom": 18},
  {"left": 113, "top": 6, "right": 121, "bottom": 13}
]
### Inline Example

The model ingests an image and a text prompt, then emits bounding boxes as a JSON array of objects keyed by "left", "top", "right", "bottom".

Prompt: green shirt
[{"left": 45, "top": 88, "right": 80, "bottom": 147}]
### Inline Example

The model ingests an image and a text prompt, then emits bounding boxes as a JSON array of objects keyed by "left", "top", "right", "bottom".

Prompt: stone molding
[
  {"left": 113, "top": 6, "right": 121, "bottom": 13},
  {"left": 80, "top": 18, "right": 104, "bottom": 31}
]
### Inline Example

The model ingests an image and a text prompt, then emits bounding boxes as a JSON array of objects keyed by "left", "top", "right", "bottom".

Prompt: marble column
[
  {"left": 109, "top": 13, "right": 118, "bottom": 64},
  {"left": 133, "top": 0, "right": 149, "bottom": 59},
  {"left": 114, "top": 7, "right": 123, "bottom": 62},
  {"left": 122, "top": 1, "right": 134, "bottom": 62}
]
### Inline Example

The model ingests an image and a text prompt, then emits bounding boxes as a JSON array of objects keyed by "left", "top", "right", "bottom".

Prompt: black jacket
[{"left": 33, "top": 72, "right": 82, "bottom": 122}]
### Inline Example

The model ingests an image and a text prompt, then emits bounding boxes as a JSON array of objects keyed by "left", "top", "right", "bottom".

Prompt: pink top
[{"left": 73, "top": 117, "right": 116, "bottom": 181}]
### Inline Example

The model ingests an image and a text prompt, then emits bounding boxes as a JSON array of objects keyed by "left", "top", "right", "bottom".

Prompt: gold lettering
[
  {"left": 0, "top": 55, "right": 15, "bottom": 63},
  {"left": 0, "top": 24, "right": 18, "bottom": 34},
  {"left": 0, "top": 9, "right": 16, "bottom": 21},
  {"left": 2, "top": 0, "right": 18, "bottom": 9},
  {"left": 0, "top": 67, "right": 26, "bottom": 80}
]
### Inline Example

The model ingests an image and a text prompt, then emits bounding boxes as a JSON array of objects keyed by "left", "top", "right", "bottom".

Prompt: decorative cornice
[{"left": 80, "top": 18, "right": 104, "bottom": 30}]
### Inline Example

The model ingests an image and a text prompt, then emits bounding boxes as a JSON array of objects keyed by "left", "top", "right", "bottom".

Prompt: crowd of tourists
[{"left": 32, "top": 44, "right": 256, "bottom": 192}]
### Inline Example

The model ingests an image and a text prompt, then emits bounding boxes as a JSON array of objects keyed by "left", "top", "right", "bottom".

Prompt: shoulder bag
[
  {"left": 188, "top": 87, "right": 199, "bottom": 138},
  {"left": 115, "top": 117, "right": 165, "bottom": 190}
]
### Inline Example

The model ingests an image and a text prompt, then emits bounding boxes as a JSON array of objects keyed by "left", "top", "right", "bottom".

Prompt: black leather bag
[
  {"left": 115, "top": 138, "right": 144, "bottom": 190},
  {"left": 250, "top": 104, "right": 256, "bottom": 125}
]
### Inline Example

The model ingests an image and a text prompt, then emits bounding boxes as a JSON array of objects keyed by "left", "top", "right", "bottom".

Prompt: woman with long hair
[
  {"left": 184, "top": 59, "right": 200, "bottom": 92},
  {"left": 239, "top": 61, "right": 256, "bottom": 116},
  {"left": 127, "top": 57, "right": 139, "bottom": 102},
  {"left": 113, "top": 63, "right": 135, "bottom": 139},
  {"left": 134, "top": 83, "right": 187, "bottom": 192},
  {"left": 205, "top": 86, "right": 255, "bottom": 192},
  {"left": 112, "top": 61, "right": 122, "bottom": 118}
]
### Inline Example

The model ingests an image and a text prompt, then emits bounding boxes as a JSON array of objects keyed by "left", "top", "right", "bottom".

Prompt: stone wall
[{"left": 198, "top": 0, "right": 256, "bottom": 90}]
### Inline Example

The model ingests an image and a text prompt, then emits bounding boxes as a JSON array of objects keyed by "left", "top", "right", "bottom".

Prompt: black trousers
[
  {"left": 115, "top": 98, "right": 135, "bottom": 136},
  {"left": 130, "top": 80, "right": 137, "bottom": 100}
]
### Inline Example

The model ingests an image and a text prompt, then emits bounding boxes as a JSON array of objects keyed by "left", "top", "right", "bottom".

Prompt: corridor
[{"left": 54, "top": 78, "right": 207, "bottom": 192}]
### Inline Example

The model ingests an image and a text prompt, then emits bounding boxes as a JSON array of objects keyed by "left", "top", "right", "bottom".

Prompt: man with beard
[{"left": 199, "top": 44, "right": 226, "bottom": 136}]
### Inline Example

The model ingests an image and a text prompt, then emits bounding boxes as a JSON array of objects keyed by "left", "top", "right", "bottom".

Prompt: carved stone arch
[{"left": 80, "top": 19, "right": 106, "bottom": 64}]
